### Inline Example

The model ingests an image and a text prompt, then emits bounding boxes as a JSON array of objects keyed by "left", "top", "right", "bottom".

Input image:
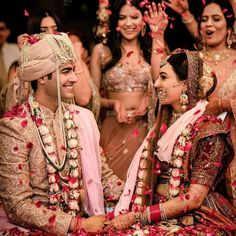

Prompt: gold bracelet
[
  {"left": 75, "top": 69, "right": 84, "bottom": 75},
  {"left": 152, "top": 47, "right": 164, "bottom": 54},
  {"left": 182, "top": 15, "right": 194, "bottom": 24}
]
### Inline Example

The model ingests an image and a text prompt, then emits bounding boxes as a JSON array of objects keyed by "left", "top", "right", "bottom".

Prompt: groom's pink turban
[{"left": 18, "top": 32, "right": 77, "bottom": 81}]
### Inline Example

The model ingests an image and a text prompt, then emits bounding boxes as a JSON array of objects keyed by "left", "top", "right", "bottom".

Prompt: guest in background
[
  {"left": 90, "top": 0, "right": 168, "bottom": 183},
  {"left": 0, "top": 18, "right": 19, "bottom": 92}
]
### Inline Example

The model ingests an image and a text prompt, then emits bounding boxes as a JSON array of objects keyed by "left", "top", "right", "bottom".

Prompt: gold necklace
[
  {"left": 170, "top": 111, "right": 183, "bottom": 125},
  {"left": 201, "top": 49, "right": 231, "bottom": 65}
]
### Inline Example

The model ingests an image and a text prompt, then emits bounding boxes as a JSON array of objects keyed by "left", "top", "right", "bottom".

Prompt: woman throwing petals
[{"left": 90, "top": 0, "right": 169, "bottom": 185}]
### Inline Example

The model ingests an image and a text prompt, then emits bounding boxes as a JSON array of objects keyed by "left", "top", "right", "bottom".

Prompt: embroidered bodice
[{"left": 102, "top": 62, "right": 152, "bottom": 92}]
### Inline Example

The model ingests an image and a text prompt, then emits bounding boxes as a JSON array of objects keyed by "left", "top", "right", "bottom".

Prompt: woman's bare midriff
[{"left": 108, "top": 91, "right": 146, "bottom": 110}]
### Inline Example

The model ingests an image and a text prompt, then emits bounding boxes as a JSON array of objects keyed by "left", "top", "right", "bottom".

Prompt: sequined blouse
[{"left": 102, "top": 61, "right": 152, "bottom": 93}]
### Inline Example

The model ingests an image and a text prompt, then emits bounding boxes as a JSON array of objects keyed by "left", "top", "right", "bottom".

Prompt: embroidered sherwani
[{"left": 0, "top": 102, "right": 121, "bottom": 235}]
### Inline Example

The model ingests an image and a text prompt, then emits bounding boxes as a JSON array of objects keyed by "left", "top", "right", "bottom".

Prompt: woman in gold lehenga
[{"left": 104, "top": 50, "right": 236, "bottom": 235}]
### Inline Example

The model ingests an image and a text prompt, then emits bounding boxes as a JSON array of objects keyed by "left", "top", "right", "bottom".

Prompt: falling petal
[
  {"left": 48, "top": 215, "right": 56, "bottom": 224},
  {"left": 24, "top": 9, "right": 29, "bottom": 16},
  {"left": 35, "top": 118, "right": 43, "bottom": 126},
  {"left": 35, "top": 200, "right": 42, "bottom": 208},
  {"left": 132, "top": 128, "right": 139, "bottom": 137},
  {"left": 213, "top": 162, "right": 221, "bottom": 167},
  {"left": 160, "top": 123, "right": 167, "bottom": 134},
  {"left": 123, "top": 148, "right": 128, "bottom": 154},
  {"left": 26, "top": 142, "right": 33, "bottom": 149},
  {"left": 127, "top": 51, "right": 134, "bottom": 57},
  {"left": 21, "top": 120, "right": 28, "bottom": 128},
  {"left": 116, "top": 26, "right": 121, "bottom": 32}
]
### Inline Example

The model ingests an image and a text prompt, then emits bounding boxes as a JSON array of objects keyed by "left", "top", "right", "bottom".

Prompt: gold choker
[{"left": 201, "top": 49, "right": 231, "bottom": 65}]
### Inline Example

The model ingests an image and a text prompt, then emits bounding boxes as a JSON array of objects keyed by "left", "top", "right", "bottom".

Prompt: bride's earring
[
  {"left": 179, "top": 88, "right": 189, "bottom": 112},
  {"left": 157, "top": 88, "right": 167, "bottom": 101}
]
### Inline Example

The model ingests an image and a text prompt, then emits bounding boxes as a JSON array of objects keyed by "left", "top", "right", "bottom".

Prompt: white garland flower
[
  {"left": 38, "top": 125, "right": 50, "bottom": 135},
  {"left": 66, "top": 119, "right": 75, "bottom": 129},
  {"left": 69, "top": 149, "right": 78, "bottom": 159},
  {"left": 68, "top": 200, "right": 80, "bottom": 211},
  {"left": 69, "top": 189, "right": 80, "bottom": 200},
  {"left": 48, "top": 174, "right": 57, "bottom": 184},
  {"left": 173, "top": 158, "right": 183, "bottom": 168},
  {"left": 49, "top": 183, "right": 59, "bottom": 193},
  {"left": 68, "top": 139, "right": 78, "bottom": 148},
  {"left": 173, "top": 148, "right": 184, "bottom": 157}
]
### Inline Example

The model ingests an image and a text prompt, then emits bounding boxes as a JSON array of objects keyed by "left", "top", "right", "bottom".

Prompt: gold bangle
[
  {"left": 75, "top": 69, "right": 84, "bottom": 75},
  {"left": 152, "top": 47, "right": 164, "bottom": 54},
  {"left": 182, "top": 15, "right": 194, "bottom": 24}
]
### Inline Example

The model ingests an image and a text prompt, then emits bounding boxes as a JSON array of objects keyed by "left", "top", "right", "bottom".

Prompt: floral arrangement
[
  {"left": 29, "top": 94, "right": 82, "bottom": 216},
  {"left": 96, "top": 0, "right": 111, "bottom": 44}
]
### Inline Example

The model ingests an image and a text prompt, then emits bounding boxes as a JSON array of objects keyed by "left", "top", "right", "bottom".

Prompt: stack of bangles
[
  {"left": 135, "top": 203, "right": 167, "bottom": 225},
  {"left": 74, "top": 216, "right": 82, "bottom": 232}
]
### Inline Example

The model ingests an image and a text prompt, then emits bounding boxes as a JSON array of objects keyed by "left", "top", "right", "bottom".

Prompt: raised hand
[
  {"left": 144, "top": 2, "right": 169, "bottom": 37},
  {"left": 163, "top": 0, "right": 189, "bottom": 15},
  {"left": 17, "top": 33, "right": 29, "bottom": 50}
]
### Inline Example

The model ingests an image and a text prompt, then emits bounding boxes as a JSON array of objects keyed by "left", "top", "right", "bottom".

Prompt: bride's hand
[
  {"left": 104, "top": 212, "right": 138, "bottom": 230},
  {"left": 163, "top": 0, "right": 189, "bottom": 15},
  {"left": 144, "top": 2, "right": 169, "bottom": 37}
]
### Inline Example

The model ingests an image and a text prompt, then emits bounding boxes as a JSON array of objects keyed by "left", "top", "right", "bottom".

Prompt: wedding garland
[
  {"left": 133, "top": 114, "right": 222, "bottom": 206},
  {"left": 29, "top": 94, "right": 82, "bottom": 216}
]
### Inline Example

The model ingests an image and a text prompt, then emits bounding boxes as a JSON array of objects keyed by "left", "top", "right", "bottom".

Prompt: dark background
[{"left": 0, "top": 0, "right": 204, "bottom": 51}]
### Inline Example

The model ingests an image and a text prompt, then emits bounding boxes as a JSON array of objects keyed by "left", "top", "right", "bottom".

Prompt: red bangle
[
  {"left": 75, "top": 216, "right": 82, "bottom": 232},
  {"left": 149, "top": 204, "right": 161, "bottom": 222}
]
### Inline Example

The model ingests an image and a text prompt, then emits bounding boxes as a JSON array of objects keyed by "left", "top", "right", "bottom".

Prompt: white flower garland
[{"left": 29, "top": 94, "right": 82, "bottom": 216}]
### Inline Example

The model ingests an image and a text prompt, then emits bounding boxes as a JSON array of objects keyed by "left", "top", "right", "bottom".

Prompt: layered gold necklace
[{"left": 201, "top": 48, "right": 231, "bottom": 65}]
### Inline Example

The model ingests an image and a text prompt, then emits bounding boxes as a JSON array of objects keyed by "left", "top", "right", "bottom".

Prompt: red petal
[
  {"left": 132, "top": 128, "right": 139, "bottom": 137},
  {"left": 48, "top": 215, "right": 56, "bottom": 224},
  {"left": 160, "top": 123, "right": 167, "bottom": 134},
  {"left": 35, "top": 200, "right": 42, "bottom": 208},
  {"left": 35, "top": 118, "right": 43, "bottom": 126},
  {"left": 26, "top": 142, "right": 33, "bottom": 149},
  {"left": 62, "top": 185, "right": 70, "bottom": 193},
  {"left": 24, "top": 9, "right": 29, "bottom": 16},
  {"left": 126, "top": 51, "right": 134, "bottom": 57},
  {"left": 21, "top": 120, "right": 28, "bottom": 128}
]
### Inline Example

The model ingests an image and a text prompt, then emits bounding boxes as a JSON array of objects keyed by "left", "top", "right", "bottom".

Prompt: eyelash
[{"left": 160, "top": 75, "right": 167, "bottom": 80}]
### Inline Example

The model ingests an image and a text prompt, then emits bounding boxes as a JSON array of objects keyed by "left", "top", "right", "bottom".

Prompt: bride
[{"left": 106, "top": 49, "right": 236, "bottom": 235}]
